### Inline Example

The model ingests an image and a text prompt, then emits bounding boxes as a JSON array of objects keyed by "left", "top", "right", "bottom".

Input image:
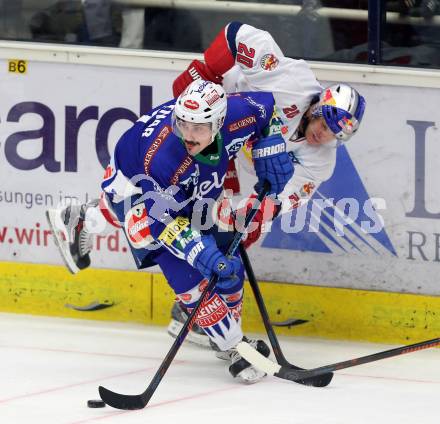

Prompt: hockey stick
[
  {"left": 239, "top": 244, "right": 333, "bottom": 387},
  {"left": 237, "top": 332, "right": 440, "bottom": 382},
  {"left": 98, "top": 182, "right": 271, "bottom": 410}
]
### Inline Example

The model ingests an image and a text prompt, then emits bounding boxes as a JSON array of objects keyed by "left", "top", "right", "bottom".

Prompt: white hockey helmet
[
  {"left": 312, "top": 83, "right": 366, "bottom": 142},
  {"left": 173, "top": 79, "right": 227, "bottom": 143}
]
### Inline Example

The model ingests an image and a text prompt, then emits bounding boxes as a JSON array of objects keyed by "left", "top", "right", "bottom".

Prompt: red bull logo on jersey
[
  {"left": 260, "top": 53, "right": 279, "bottom": 71},
  {"left": 184, "top": 100, "right": 199, "bottom": 110},
  {"left": 300, "top": 182, "right": 316, "bottom": 197}
]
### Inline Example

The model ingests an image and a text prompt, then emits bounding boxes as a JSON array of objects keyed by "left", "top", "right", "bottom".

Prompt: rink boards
[
  {"left": 0, "top": 42, "right": 439, "bottom": 344},
  {"left": 1, "top": 260, "right": 439, "bottom": 345}
]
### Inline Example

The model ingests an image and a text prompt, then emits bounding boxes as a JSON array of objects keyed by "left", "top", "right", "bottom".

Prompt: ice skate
[
  {"left": 167, "top": 302, "right": 211, "bottom": 348},
  {"left": 221, "top": 337, "right": 270, "bottom": 384},
  {"left": 46, "top": 204, "right": 93, "bottom": 274}
]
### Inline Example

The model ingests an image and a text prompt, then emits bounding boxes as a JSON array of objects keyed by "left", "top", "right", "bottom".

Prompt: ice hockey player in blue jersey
[
  {"left": 169, "top": 21, "right": 366, "bottom": 347},
  {"left": 47, "top": 79, "right": 293, "bottom": 383}
]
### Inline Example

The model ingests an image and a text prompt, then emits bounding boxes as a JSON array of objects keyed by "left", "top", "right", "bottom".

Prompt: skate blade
[
  {"left": 236, "top": 367, "right": 267, "bottom": 384},
  {"left": 167, "top": 319, "right": 211, "bottom": 348}
]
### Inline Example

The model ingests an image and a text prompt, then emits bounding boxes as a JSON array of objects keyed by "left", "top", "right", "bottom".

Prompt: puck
[{"left": 87, "top": 399, "right": 106, "bottom": 408}]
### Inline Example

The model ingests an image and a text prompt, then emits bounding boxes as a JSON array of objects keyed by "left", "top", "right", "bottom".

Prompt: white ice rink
[{"left": 0, "top": 312, "right": 439, "bottom": 424}]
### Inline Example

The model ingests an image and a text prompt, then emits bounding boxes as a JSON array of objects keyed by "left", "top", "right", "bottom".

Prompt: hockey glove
[
  {"left": 172, "top": 59, "right": 223, "bottom": 97},
  {"left": 184, "top": 234, "right": 241, "bottom": 284},
  {"left": 252, "top": 134, "right": 294, "bottom": 196}
]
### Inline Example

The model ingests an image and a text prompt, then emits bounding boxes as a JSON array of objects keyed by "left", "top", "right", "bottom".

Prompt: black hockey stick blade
[
  {"left": 239, "top": 244, "right": 333, "bottom": 387},
  {"left": 98, "top": 182, "right": 271, "bottom": 410},
  {"left": 237, "top": 337, "right": 440, "bottom": 382},
  {"left": 98, "top": 386, "right": 149, "bottom": 410},
  {"left": 281, "top": 362, "right": 333, "bottom": 387}
]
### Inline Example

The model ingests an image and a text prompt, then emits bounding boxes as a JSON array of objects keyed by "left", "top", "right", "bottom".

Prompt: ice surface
[{"left": 0, "top": 313, "right": 438, "bottom": 424}]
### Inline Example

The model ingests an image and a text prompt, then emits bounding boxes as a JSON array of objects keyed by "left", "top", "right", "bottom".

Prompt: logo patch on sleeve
[
  {"left": 124, "top": 203, "right": 154, "bottom": 248},
  {"left": 158, "top": 216, "right": 191, "bottom": 246},
  {"left": 170, "top": 156, "right": 194, "bottom": 185},
  {"left": 143, "top": 125, "right": 171, "bottom": 174},
  {"left": 260, "top": 53, "right": 279, "bottom": 71},
  {"left": 228, "top": 115, "right": 256, "bottom": 132}
]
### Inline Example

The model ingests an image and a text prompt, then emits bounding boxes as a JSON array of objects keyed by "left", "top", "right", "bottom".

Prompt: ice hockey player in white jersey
[
  {"left": 169, "top": 21, "right": 366, "bottom": 345},
  {"left": 173, "top": 21, "right": 366, "bottom": 209}
]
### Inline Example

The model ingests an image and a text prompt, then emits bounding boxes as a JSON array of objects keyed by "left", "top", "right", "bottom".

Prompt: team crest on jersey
[
  {"left": 260, "top": 53, "right": 279, "bottom": 71},
  {"left": 300, "top": 182, "right": 316, "bottom": 197},
  {"left": 286, "top": 182, "right": 316, "bottom": 209},
  {"left": 124, "top": 203, "right": 154, "bottom": 248}
]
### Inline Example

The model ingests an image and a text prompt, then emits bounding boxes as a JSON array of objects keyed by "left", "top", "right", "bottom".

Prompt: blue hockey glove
[
  {"left": 216, "top": 255, "right": 242, "bottom": 290},
  {"left": 252, "top": 134, "right": 294, "bottom": 195},
  {"left": 184, "top": 234, "right": 241, "bottom": 281}
]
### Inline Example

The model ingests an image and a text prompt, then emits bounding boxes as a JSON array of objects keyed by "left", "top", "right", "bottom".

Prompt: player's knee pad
[
  {"left": 218, "top": 288, "right": 243, "bottom": 323},
  {"left": 215, "top": 277, "right": 243, "bottom": 323}
]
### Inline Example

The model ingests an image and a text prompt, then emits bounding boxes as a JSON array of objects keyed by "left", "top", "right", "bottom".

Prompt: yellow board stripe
[
  {"left": 0, "top": 262, "right": 152, "bottom": 323},
  {"left": 0, "top": 261, "right": 439, "bottom": 345}
]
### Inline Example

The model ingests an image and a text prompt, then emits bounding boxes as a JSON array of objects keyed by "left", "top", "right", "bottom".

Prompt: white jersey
[{"left": 219, "top": 22, "right": 337, "bottom": 208}]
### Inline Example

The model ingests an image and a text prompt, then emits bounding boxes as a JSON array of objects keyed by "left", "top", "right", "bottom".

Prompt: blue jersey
[{"left": 102, "top": 91, "right": 281, "bottom": 264}]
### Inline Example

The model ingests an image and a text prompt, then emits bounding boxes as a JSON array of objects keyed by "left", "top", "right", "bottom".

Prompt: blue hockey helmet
[{"left": 312, "top": 84, "right": 366, "bottom": 141}]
